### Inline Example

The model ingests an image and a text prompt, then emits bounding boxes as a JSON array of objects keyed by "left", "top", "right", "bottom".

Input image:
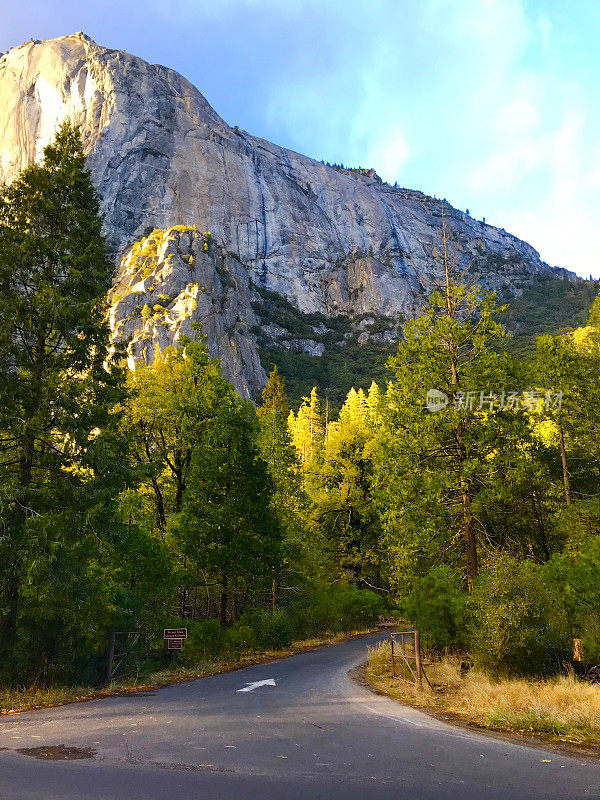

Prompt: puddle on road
[{"left": 16, "top": 744, "right": 96, "bottom": 760}]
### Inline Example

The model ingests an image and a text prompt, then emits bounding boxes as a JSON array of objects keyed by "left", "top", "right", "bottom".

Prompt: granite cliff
[{"left": 0, "top": 33, "right": 578, "bottom": 398}]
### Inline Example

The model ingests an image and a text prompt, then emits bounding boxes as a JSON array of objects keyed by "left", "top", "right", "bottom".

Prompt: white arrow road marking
[{"left": 237, "top": 679, "right": 276, "bottom": 692}]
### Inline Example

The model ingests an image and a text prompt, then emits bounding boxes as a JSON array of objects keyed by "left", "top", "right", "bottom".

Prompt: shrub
[
  {"left": 468, "top": 554, "right": 570, "bottom": 677},
  {"left": 239, "top": 609, "right": 292, "bottom": 651},
  {"left": 225, "top": 624, "right": 257, "bottom": 655},
  {"left": 544, "top": 535, "right": 600, "bottom": 663},
  {"left": 402, "top": 565, "right": 466, "bottom": 651},
  {"left": 179, "top": 618, "right": 225, "bottom": 664},
  {"left": 289, "top": 586, "right": 385, "bottom": 637},
  {"left": 580, "top": 613, "right": 600, "bottom": 664}
]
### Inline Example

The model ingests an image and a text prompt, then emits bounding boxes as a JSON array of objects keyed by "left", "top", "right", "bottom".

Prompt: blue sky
[{"left": 1, "top": 0, "right": 598, "bottom": 277}]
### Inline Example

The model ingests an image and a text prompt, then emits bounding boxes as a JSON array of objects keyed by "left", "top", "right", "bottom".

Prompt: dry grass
[
  {"left": 366, "top": 641, "right": 600, "bottom": 749},
  {"left": 0, "top": 628, "right": 375, "bottom": 715}
]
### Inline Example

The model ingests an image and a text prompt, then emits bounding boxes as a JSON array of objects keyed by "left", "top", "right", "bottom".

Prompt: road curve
[{"left": 0, "top": 631, "right": 599, "bottom": 800}]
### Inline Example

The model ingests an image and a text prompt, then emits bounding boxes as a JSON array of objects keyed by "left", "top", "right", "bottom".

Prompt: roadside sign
[
  {"left": 164, "top": 628, "right": 187, "bottom": 640},
  {"left": 167, "top": 638, "right": 183, "bottom": 650}
]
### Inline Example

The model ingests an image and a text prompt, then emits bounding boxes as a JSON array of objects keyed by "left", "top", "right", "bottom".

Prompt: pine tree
[
  {"left": 534, "top": 298, "right": 600, "bottom": 511},
  {"left": 366, "top": 381, "right": 381, "bottom": 421},
  {"left": 0, "top": 122, "right": 126, "bottom": 658},
  {"left": 257, "top": 367, "right": 307, "bottom": 602},
  {"left": 310, "top": 386, "right": 382, "bottom": 585},
  {"left": 170, "top": 397, "right": 281, "bottom": 625},
  {"left": 289, "top": 388, "right": 325, "bottom": 466},
  {"left": 257, "top": 365, "right": 289, "bottom": 419},
  {"left": 257, "top": 367, "right": 298, "bottom": 489},
  {"left": 375, "top": 281, "right": 526, "bottom": 590}
]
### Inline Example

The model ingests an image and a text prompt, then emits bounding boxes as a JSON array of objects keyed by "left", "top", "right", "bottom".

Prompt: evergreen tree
[
  {"left": 289, "top": 387, "right": 325, "bottom": 466},
  {"left": 258, "top": 367, "right": 309, "bottom": 595},
  {"left": 310, "top": 386, "right": 382, "bottom": 586},
  {"left": 170, "top": 397, "right": 282, "bottom": 625},
  {"left": 534, "top": 335, "right": 579, "bottom": 505},
  {"left": 375, "top": 282, "right": 526, "bottom": 590},
  {"left": 257, "top": 365, "right": 289, "bottom": 419},
  {"left": 366, "top": 381, "right": 381, "bottom": 421},
  {"left": 0, "top": 122, "right": 126, "bottom": 666},
  {"left": 257, "top": 367, "right": 300, "bottom": 505}
]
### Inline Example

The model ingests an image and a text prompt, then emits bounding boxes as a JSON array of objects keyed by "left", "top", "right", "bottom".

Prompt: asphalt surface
[{"left": 0, "top": 630, "right": 599, "bottom": 799}]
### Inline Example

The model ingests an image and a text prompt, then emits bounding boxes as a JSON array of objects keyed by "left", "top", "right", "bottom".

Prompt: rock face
[
  {"left": 109, "top": 226, "right": 264, "bottom": 398},
  {"left": 0, "top": 33, "right": 575, "bottom": 395}
]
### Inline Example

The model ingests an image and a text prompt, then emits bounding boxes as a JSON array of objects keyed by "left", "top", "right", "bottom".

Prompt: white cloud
[
  {"left": 428, "top": 0, "right": 599, "bottom": 276},
  {"left": 365, "top": 132, "right": 410, "bottom": 181},
  {"left": 498, "top": 111, "right": 599, "bottom": 275},
  {"left": 216, "top": 0, "right": 600, "bottom": 277}
]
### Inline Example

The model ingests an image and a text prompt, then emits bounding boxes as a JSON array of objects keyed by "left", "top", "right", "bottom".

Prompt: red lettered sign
[
  {"left": 167, "top": 638, "right": 183, "bottom": 650},
  {"left": 164, "top": 628, "right": 187, "bottom": 640}
]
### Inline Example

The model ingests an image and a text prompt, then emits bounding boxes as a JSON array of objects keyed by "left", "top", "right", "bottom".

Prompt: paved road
[{"left": 0, "top": 631, "right": 599, "bottom": 799}]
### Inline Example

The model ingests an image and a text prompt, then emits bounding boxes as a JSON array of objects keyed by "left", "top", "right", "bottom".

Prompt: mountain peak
[{"left": 0, "top": 33, "right": 578, "bottom": 397}]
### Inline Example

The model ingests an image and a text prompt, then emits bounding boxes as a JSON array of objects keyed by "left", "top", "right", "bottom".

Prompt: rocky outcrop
[
  {"left": 0, "top": 33, "right": 577, "bottom": 394},
  {"left": 109, "top": 226, "right": 264, "bottom": 398}
]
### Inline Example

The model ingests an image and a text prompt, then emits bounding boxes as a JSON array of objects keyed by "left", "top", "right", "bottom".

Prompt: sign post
[
  {"left": 164, "top": 628, "right": 187, "bottom": 655},
  {"left": 163, "top": 628, "right": 187, "bottom": 640}
]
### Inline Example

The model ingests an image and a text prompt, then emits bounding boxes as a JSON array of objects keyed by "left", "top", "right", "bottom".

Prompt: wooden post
[
  {"left": 106, "top": 632, "right": 116, "bottom": 686},
  {"left": 391, "top": 635, "right": 395, "bottom": 675},
  {"left": 414, "top": 630, "right": 423, "bottom": 690},
  {"left": 573, "top": 638, "right": 583, "bottom": 662}
]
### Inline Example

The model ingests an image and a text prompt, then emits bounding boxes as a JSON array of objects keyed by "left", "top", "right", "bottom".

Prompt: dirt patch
[{"left": 16, "top": 744, "right": 96, "bottom": 760}]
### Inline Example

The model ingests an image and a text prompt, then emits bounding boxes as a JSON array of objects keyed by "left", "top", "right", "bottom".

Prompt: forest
[{"left": 1, "top": 123, "right": 600, "bottom": 693}]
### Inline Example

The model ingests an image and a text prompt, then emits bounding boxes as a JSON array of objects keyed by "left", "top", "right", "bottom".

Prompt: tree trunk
[
  {"left": 558, "top": 425, "right": 571, "bottom": 505},
  {"left": 232, "top": 591, "right": 237, "bottom": 624},
  {"left": 220, "top": 574, "right": 228, "bottom": 627},
  {"left": 462, "top": 484, "right": 478, "bottom": 591},
  {"left": 0, "top": 572, "right": 20, "bottom": 651},
  {"left": 150, "top": 476, "right": 167, "bottom": 529},
  {"left": 1, "top": 434, "right": 35, "bottom": 650},
  {"left": 532, "top": 493, "right": 550, "bottom": 561}
]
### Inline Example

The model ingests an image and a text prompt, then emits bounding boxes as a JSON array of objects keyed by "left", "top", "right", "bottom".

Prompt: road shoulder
[{"left": 352, "top": 662, "right": 600, "bottom": 761}]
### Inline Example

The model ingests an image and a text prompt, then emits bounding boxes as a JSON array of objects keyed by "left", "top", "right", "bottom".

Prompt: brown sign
[
  {"left": 164, "top": 628, "right": 187, "bottom": 640},
  {"left": 167, "top": 638, "right": 183, "bottom": 650}
]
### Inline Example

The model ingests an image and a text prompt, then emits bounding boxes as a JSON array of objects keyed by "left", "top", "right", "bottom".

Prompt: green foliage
[
  {"left": 468, "top": 555, "right": 570, "bottom": 677},
  {"left": 179, "top": 619, "right": 226, "bottom": 664},
  {"left": 533, "top": 323, "right": 600, "bottom": 511},
  {"left": 402, "top": 566, "right": 466, "bottom": 651},
  {"left": 252, "top": 284, "right": 394, "bottom": 409},
  {"left": 0, "top": 122, "right": 130, "bottom": 682},
  {"left": 498, "top": 276, "right": 598, "bottom": 359},
  {"left": 239, "top": 609, "right": 292, "bottom": 650},
  {"left": 543, "top": 536, "right": 600, "bottom": 662},
  {"left": 121, "top": 330, "right": 232, "bottom": 524},
  {"left": 375, "top": 282, "right": 527, "bottom": 589},
  {"left": 288, "top": 586, "right": 386, "bottom": 637},
  {"left": 256, "top": 367, "right": 310, "bottom": 586},
  {"left": 169, "top": 394, "right": 283, "bottom": 620}
]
